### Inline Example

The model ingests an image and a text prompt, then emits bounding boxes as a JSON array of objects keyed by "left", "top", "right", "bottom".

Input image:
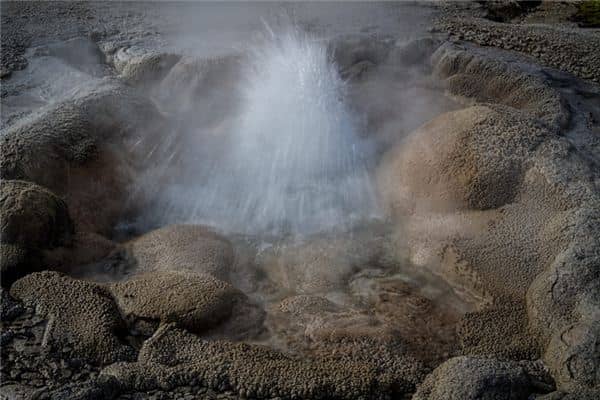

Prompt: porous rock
[
  {"left": 0, "top": 180, "right": 73, "bottom": 248},
  {"left": 457, "top": 301, "right": 539, "bottom": 361},
  {"left": 155, "top": 54, "right": 243, "bottom": 124},
  {"left": 412, "top": 356, "right": 535, "bottom": 400},
  {"left": 102, "top": 323, "right": 425, "bottom": 399},
  {"left": 0, "top": 180, "right": 73, "bottom": 284},
  {"left": 9, "top": 271, "right": 134, "bottom": 364},
  {"left": 0, "top": 80, "right": 164, "bottom": 234},
  {"left": 124, "top": 224, "right": 234, "bottom": 280},
  {"left": 431, "top": 42, "right": 568, "bottom": 130},
  {"left": 109, "top": 270, "right": 246, "bottom": 334},
  {"left": 110, "top": 46, "right": 181, "bottom": 86},
  {"left": 377, "top": 105, "right": 550, "bottom": 215},
  {"left": 380, "top": 40, "right": 600, "bottom": 394}
]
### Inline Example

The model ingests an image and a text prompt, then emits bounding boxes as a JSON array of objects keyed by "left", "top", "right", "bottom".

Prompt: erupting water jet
[{"left": 150, "top": 26, "right": 380, "bottom": 236}]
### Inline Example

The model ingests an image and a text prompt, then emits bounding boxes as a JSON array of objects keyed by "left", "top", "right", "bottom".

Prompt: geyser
[{"left": 147, "top": 26, "right": 379, "bottom": 236}]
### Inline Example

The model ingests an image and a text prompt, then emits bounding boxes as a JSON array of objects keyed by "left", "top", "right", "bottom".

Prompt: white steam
[{"left": 143, "top": 26, "right": 379, "bottom": 236}]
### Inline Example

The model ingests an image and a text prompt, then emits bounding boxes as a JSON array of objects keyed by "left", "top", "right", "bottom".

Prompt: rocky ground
[{"left": 1, "top": 1, "right": 600, "bottom": 400}]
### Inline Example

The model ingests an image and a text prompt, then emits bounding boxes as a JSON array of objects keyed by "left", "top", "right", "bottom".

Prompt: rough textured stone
[
  {"left": 457, "top": 301, "right": 539, "bottom": 361},
  {"left": 0, "top": 180, "right": 74, "bottom": 284},
  {"left": 124, "top": 225, "right": 234, "bottom": 280},
  {"left": 102, "top": 323, "right": 426, "bottom": 399},
  {"left": 9, "top": 271, "right": 135, "bottom": 364},
  {"left": 110, "top": 47, "right": 180, "bottom": 86},
  {"left": 109, "top": 271, "right": 246, "bottom": 334},
  {"left": 412, "top": 356, "right": 535, "bottom": 400},
  {"left": 377, "top": 105, "right": 550, "bottom": 215},
  {"left": 435, "top": 14, "right": 600, "bottom": 83},
  {"left": 0, "top": 81, "right": 164, "bottom": 234},
  {"left": 0, "top": 180, "right": 73, "bottom": 249},
  {"left": 431, "top": 42, "right": 569, "bottom": 131}
]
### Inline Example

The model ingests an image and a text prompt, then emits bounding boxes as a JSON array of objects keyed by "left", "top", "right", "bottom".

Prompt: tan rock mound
[
  {"left": 9, "top": 271, "right": 134, "bottom": 364},
  {"left": 0, "top": 180, "right": 73, "bottom": 248},
  {"left": 109, "top": 47, "right": 181, "bottom": 86},
  {"left": 102, "top": 323, "right": 426, "bottom": 399},
  {"left": 412, "top": 356, "right": 544, "bottom": 400},
  {"left": 0, "top": 180, "right": 73, "bottom": 284},
  {"left": 109, "top": 270, "right": 247, "bottom": 334},
  {"left": 431, "top": 42, "right": 569, "bottom": 130},
  {"left": 377, "top": 105, "right": 550, "bottom": 215},
  {"left": 124, "top": 224, "right": 234, "bottom": 280},
  {"left": 0, "top": 80, "right": 165, "bottom": 234},
  {"left": 379, "top": 42, "right": 600, "bottom": 395},
  {"left": 457, "top": 301, "right": 538, "bottom": 361}
]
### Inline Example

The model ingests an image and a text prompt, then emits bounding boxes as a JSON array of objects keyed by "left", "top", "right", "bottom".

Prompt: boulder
[
  {"left": 431, "top": 42, "right": 568, "bottom": 130},
  {"left": 102, "top": 323, "right": 425, "bottom": 398},
  {"left": 0, "top": 180, "right": 73, "bottom": 284},
  {"left": 109, "top": 46, "right": 180, "bottom": 86},
  {"left": 0, "top": 80, "right": 165, "bottom": 234},
  {"left": 109, "top": 270, "right": 246, "bottom": 334},
  {"left": 457, "top": 301, "right": 539, "bottom": 361},
  {"left": 377, "top": 105, "right": 550, "bottom": 215},
  {"left": 9, "top": 271, "right": 135, "bottom": 364},
  {"left": 413, "top": 356, "right": 536, "bottom": 400},
  {"left": 124, "top": 224, "right": 234, "bottom": 280},
  {"left": 0, "top": 180, "right": 73, "bottom": 248}
]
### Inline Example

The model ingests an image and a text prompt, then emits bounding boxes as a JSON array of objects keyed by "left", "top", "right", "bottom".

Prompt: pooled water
[{"left": 140, "top": 26, "right": 379, "bottom": 237}]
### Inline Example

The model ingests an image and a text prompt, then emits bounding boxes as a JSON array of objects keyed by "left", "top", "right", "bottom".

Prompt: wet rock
[
  {"left": 0, "top": 180, "right": 74, "bottom": 284},
  {"left": 102, "top": 323, "right": 425, "bottom": 399},
  {"left": 0, "top": 180, "right": 73, "bottom": 249},
  {"left": 431, "top": 42, "right": 569, "bottom": 130},
  {"left": 0, "top": 81, "right": 165, "bottom": 234},
  {"left": 109, "top": 270, "right": 246, "bottom": 334},
  {"left": 10, "top": 271, "right": 135, "bottom": 364},
  {"left": 0, "top": 288, "right": 24, "bottom": 321},
  {"left": 257, "top": 227, "right": 387, "bottom": 294},
  {"left": 457, "top": 301, "right": 539, "bottom": 360},
  {"left": 42, "top": 36, "right": 106, "bottom": 75},
  {"left": 413, "top": 356, "right": 536, "bottom": 400},
  {"left": 110, "top": 46, "right": 180, "bottom": 86},
  {"left": 377, "top": 105, "right": 550, "bottom": 215},
  {"left": 124, "top": 225, "right": 234, "bottom": 280},
  {"left": 43, "top": 231, "right": 118, "bottom": 275}
]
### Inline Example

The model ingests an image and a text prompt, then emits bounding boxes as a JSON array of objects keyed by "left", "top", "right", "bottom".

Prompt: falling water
[{"left": 137, "top": 26, "right": 379, "bottom": 237}]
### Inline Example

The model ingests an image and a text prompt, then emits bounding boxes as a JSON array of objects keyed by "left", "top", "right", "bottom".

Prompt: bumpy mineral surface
[{"left": 1, "top": 2, "right": 599, "bottom": 400}]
